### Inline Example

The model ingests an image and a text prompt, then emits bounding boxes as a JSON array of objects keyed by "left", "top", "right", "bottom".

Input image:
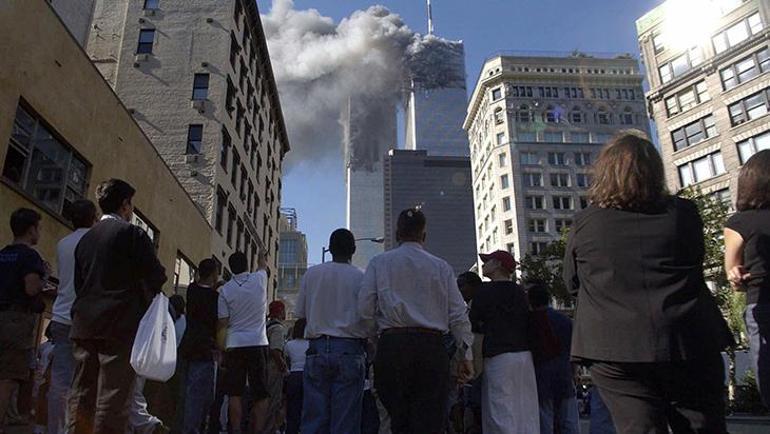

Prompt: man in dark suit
[{"left": 66, "top": 179, "right": 167, "bottom": 434}]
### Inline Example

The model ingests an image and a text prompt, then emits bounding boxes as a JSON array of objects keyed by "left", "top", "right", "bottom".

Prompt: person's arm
[
  {"left": 268, "top": 324, "right": 288, "bottom": 373},
  {"left": 23, "top": 273, "right": 44, "bottom": 297},
  {"left": 358, "top": 262, "right": 378, "bottom": 323},
  {"left": 446, "top": 265, "right": 474, "bottom": 383},
  {"left": 563, "top": 228, "right": 579, "bottom": 297},
  {"left": 216, "top": 292, "right": 229, "bottom": 350},
  {"left": 724, "top": 228, "right": 749, "bottom": 290},
  {"left": 22, "top": 250, "right": 46, "bottom": 297}
]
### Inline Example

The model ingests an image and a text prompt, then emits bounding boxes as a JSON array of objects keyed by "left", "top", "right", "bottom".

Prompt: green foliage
[{"left": 519, "top": 230, "right": 571, "bottom": 306}]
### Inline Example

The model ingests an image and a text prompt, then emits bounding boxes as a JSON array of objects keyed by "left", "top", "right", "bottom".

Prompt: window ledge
[
  {"left": 671, "top": 134, "right": 721, "bottom": 157},
  {"left": 0, "top": 177, "right": 74, "bottom": 230},
  {"left": 729, "top": 112, "right": 770, "bottom": 132}
]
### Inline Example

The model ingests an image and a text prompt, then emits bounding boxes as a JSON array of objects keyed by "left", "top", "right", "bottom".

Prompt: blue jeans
[
  {"left": 182, "top": 360, "right": 215, "bottom": 434},
  {"left": 301, "top": 337, "right": 366, "bottom": 434},
  {"left": 589, "top": 388, "right": 616, "bottom": 434},
  {"left": 48, "top": 321, "right": 75, "bottom": 434},
  {"left": 539, "top": 395, "right": 580, "bottom": 434},
  {"left": 745, "top": 303, "right": 770, "bottom": 407}
]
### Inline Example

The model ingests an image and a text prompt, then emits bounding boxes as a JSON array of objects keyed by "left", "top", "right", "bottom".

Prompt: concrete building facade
[
  {"left": 277, "top": 208, "right": 307, "bottom": 318},
  {"left": 464, "top": 54, "right": 649, "bottom": 264},
  {"left": 0, "top": 0, "right": 212, "bottom": 296},
  {"left": 383, "top": 150, "right": 476, "bottom": 274},
  {"left": 637, "top": 0, "right": 770, "bottom": 202},
  {"left": 82, "top": 0, "right": 289, "bottom": 293}
]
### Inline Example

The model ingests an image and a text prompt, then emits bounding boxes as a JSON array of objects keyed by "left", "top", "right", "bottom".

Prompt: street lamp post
[{"left": 322, "top": 236, "right": 385, "bottom": 263}]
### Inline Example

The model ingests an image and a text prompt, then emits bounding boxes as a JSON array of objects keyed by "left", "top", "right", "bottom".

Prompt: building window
[
  {"left": 550, "top": 173, "right": 570, "bottom": 187},
  {"left": 173, "top": 253, "right": 195, "bottom": 295},
  {"left": 659, "top": 47, "right": 703, "bottom": 84},
  {"left": 523, "top": 173, "right": 543, "bottom": 187},
  {"left": 591, "top": 133, "right": 613, "bottom": 144},
  {"left": 620, "top": 108, "right": 634, "bottom": 125},
  {"left": 548, "top": 152, "right": 566, "bottom": 166},
  {"left": 494, "top": 107, "right": 505, "bottom": 125},
  {"left": 186, "top": 125, "right": 203, "bottom": 154},
  {"left": 131, "top": 210, "right": 159, "bottom": 246},
  {"left": 678, "top": 151, "right": 726, "bottom": 187},
  {"left": 555, "top": 219, "right": 573, "bottom": 233},
  {"left": 496, "top": 132, "right": 506, "bottom": 145},
  {"left": 239, "top": 165, "right": 247, "bottom": 199},
  {"left": 502, "top": 196, "right": 511, "bottom": 211},
  {"left": 525, "top": 195, "right": 545, "bottom": 210},
  {"left": 2, "top": 104, "right": 90, "bottom": 217},
  {"left": 529, "top": 219, "right": 547, "bottom": 233},
  {"left": 500, "top": 174, "right": 510, "bottom": 189},
  {"left": 137, "top": 29, "right": 155, "bottom": 54},
  {"left": 569, "top": 107, "right": 584, "bottom": 124},
  {"left": 507, "top": 243, "right": 515, "bottom": 254},
  {"left": 576, "top": 173, "right": 591, "bottom": 188},
  {"left": 498, "top": 153, "right": 507, "bottom": 167},
  {"left": 226, "top": 205, "right": 236, "bottom": 247},
  {"left": 671, "top": 115, "right": 717, "bottom": 151},
  {"left": 530, "top": 242, "right": 549, "bottom": 256},
  {"left": 231, "top": 151, "right": 240, "bottom": 186},
  {"left": 553, "top": 196, "right": 573, "bottom": 210},
  {"left": 230, "top": 32, "right": 240, "bottom": 68},
  {"left": 225, "top": 77, "right": 236, "bottom": 115},
  {"left": 215, "top": 188, "right": 226, "bottom": 234},
  {"left": 144, "top": 0, "right": 160, "bottom": 10},
  {"left": 713, "top": 13, "right": 763, "bottom": 55},
  {"left": 192, "top": 73, "right": 210, "bottom": 100},
  {"left": 518, "top": 131, "right": 537, "bottom": 142},
  {"left": 504, "top": 219, "right": 514, "bottom": 235},
  {"left": 596, "top": 107, "right": 611, "bottom": 125},
  {"left": 220, "top": 127, "right": 231, "bottom": 171},
  {"left": 575, "top": 152, "right": 591, "bottom": 166},
  {"left": 516, "top": 105, "right": 532, "bottom": 123},
  {"left": 491, "top": 87, "right": 502, "bottom": 101},
  {"left": 736, "top": 129, "right": 770, "bottom": 164},
  {"left": 665, "top": 81, "right": 710, "bottom": 116},
  {"left": 571, "top": 132, "right": 590, "bottom": 143},
  {"left": 544, "top": 132, "right": 563, "bottom": 142},
  {"left": 728, "top": 88, "right": 770, "bottom": 126},
  {"left": 721, "top": 48, "right": 770, "bottom": 90},
  {"left": 520, "top": 152, "right": 539, "bottom": 165},
  {"left": 236, "top": 218, "right": 244, "bottom": 252},
  {"left": 579, "top": 196, "right": 589, "bottom": 209},
  {"left": 544, "top": 106, "right": 559, "bottom": 123}
]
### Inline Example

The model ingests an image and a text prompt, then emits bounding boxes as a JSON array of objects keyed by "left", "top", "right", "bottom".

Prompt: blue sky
[{"left": 260, "top": 0, "right": 664, "bottom": 264}]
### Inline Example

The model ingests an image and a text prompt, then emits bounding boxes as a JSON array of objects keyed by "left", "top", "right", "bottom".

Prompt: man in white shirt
[
  {"left": 48, "top": 199, "right": 96, "bottom": 434},
  {"left": 294, "top": 229, "right": 374, "bottom": 433},
  {"left": 358, "top": 208, "right": 474, "bottom": 434},
  {"left": 217, "top": 251, "right": 269, "bottom": 434}
]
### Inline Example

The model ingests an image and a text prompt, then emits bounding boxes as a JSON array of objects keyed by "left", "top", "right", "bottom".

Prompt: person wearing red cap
[{"left": 470, "top": 250, "right": 539, "bottom": 434}]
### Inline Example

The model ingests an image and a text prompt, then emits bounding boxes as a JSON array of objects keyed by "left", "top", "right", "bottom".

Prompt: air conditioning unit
[
  {"left": 134, "top": 53, "right": 150, "bottom": 62},
  {"left": 185, "top": 155, "right": 200, "bottom": 164},
  {"left": 191, "top": 99, "right": 207, "bottom": 113}
]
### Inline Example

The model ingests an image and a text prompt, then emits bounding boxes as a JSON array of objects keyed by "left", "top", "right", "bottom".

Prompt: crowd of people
[{"left": 0, "top": 133, "right": 768, "bottom": 434}]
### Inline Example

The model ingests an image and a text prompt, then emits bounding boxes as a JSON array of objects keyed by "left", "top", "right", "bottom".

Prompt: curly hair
[{"left": 736, "top": 150, "right": 770, "bottom": 211}]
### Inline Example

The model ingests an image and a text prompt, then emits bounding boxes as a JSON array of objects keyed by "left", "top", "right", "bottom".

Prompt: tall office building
[
  {"left": 343, "top": 96, "right": 397, "bottom": 270},
  {"left": 83, "top": 0, "right": 290, "bottom": 292},
  {"left": 637, "top": 0, "right": 770, "bottom": 202},
  {"left": 277, "top": 208, "right": 307, "bottom": 318},
  {"left": 405, "top": 36, "right": 470, "bottom": 157},
  {"left": 383, "top": 150, "right": 476, "bottom": 274},
  {"left": 464, "top": 54, "right": 649, "bottom": 264}
]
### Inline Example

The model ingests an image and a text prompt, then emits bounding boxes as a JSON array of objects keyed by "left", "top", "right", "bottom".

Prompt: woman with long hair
[
  {"left": 724, "top": 149, "right": 770, "bottom": 407},
  {"left": 563, "top": 132, "right": 733, "bottom": 433}
]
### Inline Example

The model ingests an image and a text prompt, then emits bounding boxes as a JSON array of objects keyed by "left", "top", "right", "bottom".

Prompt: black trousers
[
  {"left": 589, "top": 353, "right": 727, "bottom": 434},
  {"left": 374, "top": 333, "right": 449, "bottom": 434},
  {"left": 66, "top": 338, "right": 136, "bottom": 434}
]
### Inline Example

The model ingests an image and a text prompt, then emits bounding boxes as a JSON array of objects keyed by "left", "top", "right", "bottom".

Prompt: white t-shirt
[
  {"left": 52, "top": 228, "right": 90, "bottom": 325},
  {"left": 294, "top": 262, "right": 374, "bottom": 339},
  {"left": 217, "top": 270, "right": 268, "bottom": 348},
  {"left": 284, "top": 339, "right": 309, "bottom": 372}
]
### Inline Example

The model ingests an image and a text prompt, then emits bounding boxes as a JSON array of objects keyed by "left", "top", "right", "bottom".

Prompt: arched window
[{"left": 517, "top": 105, "right": 531, "bottom": 123}]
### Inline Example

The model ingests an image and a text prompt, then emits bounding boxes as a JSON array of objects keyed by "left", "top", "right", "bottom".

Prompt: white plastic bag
[{"left": 130, "top": 293, "right": 177, "bottom": 381}]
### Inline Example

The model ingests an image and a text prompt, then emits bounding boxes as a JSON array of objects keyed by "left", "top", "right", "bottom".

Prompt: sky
[{"left": 258, "top": 0, "right": 665, "bottom": 264}]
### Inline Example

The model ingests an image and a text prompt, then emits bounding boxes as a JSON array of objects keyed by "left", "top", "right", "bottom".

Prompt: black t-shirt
[
  {"left": 469, "top": 280, "right": 530, "bottom": 358},
  {"left": 0, "top": 244, "right": 45, "bottom": 308},
  {"left": 179, "top": 282, "right": 219, "bottom": 361},
  {"left": 726, "top": 209, "right": 770, "bottom": 305}
]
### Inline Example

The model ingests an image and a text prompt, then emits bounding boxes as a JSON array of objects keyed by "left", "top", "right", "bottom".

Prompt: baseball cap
[{"left": 479, "top": 250, "right": 517, "bottom": 273}]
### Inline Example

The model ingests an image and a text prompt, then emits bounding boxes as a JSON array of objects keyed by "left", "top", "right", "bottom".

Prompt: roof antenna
[{"left": 427, "top": 0, "right": 434, "bottom": 35}]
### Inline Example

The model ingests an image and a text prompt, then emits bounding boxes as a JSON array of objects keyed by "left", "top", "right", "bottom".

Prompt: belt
[
  {"left": 381, "top": 327, "right": 442, "bottom": 336},
  {"left": 312, "top": 335, "right": 366, "bottom": 342}
]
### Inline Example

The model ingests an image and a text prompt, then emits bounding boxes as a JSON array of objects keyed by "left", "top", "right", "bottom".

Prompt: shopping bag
[{"left": 130, "top": 293, "right": 177, "bottom": 381}]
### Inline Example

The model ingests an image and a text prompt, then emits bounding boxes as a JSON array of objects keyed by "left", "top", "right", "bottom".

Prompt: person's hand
[
  {"left": 457, "top": 359, "right": 474, "bottom": 384},
  {"left": 728, "top": 265, "right": 751, "bottom": 289}
]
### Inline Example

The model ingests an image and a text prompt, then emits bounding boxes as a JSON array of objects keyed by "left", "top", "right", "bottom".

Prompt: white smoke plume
[{"left": 261, "top": 0, "right": 465, "bottom": 170}]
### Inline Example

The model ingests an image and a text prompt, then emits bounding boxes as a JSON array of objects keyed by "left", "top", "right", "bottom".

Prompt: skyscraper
[
  {"left": 405, "top": 36, "right": 470, "bottom": 157},
  {"left": 343, "top": 96, "right": 397, "bottom": 270},
  {"left": 277, "top": 208, "right": 308, "bottom": 318},
  {"left": 83, "top": 0, "right": 289, "bottom": 291},
  {"left": 383, "top": 150, "right": 476, "bottom": 274},
  {"left": 465, "top": 54, "right": 649, "bottom": 264},
  {"left": 637, "top": 0, "right": 769, "bottom": 203}
]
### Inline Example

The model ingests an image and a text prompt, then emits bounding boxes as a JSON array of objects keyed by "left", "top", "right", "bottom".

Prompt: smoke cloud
[{"left": 261, "top": 0, "right": 466, "bottom": 170}]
